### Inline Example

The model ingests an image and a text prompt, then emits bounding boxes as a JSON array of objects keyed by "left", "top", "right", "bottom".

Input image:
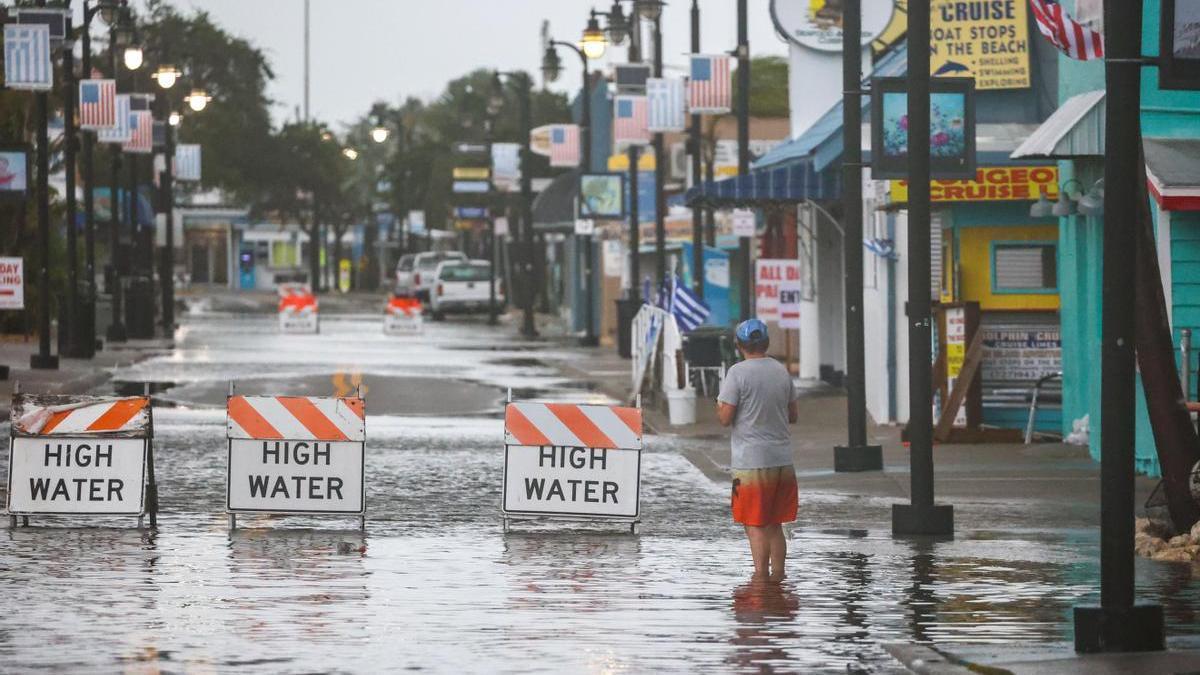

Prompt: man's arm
[
  {"left": 788, "top": 400, "right": 799, "bottom": 424},
  {"left": 718, "top": 401, "right": 737, "bottom": 427}
]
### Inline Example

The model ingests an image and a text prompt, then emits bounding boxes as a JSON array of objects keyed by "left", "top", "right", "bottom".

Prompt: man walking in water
[{"left": 717, "top": 319, "right": 799, "bottom": 582}]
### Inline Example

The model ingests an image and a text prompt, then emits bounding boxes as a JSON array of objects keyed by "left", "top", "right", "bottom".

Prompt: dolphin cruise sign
[{"left": 931, "top": 0, "right": 1031, "bottom": 90}]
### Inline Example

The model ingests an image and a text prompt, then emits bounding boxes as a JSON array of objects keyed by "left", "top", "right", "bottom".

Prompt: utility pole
[
  {"left": 652, "top": 13, "right": 666, "bottom": 291},
  {"left": 160, "top": 98, "right": 176, "bottom": 334},
  {"left": 834, "top": 0, "right": 882, "bottom": 472},
  {"left": 891, "top": 0, "right": 952, "bottom": 537},
  {"left": 517, "top": 73, "right": 537, "bottom": 338},
  {"left": 106, "top": 13, "right": 127, "bottom": 344},
  {"left": 79, "top": 1, "right": 102, "bottom": 359},
  {"left": 736, "top": 0, "right": 751, "bottom": 322},
  {"left": 63, "top": 21, "right": 81, "bottom": 358},
  {"left": 629, "top": 144, "right": 641, "bottom": 303},
  {"left": 1073, "top": 0, "right": 1164, "bottom": 653},
  {"left": 689, "top": 0, "right": 703, "bottom": 299},
  {"left": 30, "top": 0, "right": 57, "bottom": 370}
]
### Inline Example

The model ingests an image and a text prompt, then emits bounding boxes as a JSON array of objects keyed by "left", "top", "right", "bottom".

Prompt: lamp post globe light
[
  {"left": 605, "top": 1, "right": 628, "bottom": 45},
  {"left": 343, "top": 147, "right": 359, "bottom": 160},
  {"left": 581, "top": 14, "right": 608, "bottom": 60},
  {"left": 634, "top": 0, "right": 665, "bottom": 20},
  {"left": 123, "top": 44, "right": 143, "bottom": 70},
  {"left": 541, "top": 46, "right": 563, "bottom": 83},
  {"left": 185, "top": 88, "right": 211, "bottom": 112},
  {"left": 152, "top": 64, "right": 180, "bottom": 89},
  {"left": 371, "top": 125, "right": 390, "bottom": 144}
]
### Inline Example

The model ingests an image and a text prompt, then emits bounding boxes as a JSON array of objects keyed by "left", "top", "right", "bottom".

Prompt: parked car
[
  {"left": 394, "top": 254, "right": 417, "bottom": 295},
  {"left": 411, "top": 251, "right": 467, "bottom": 301},
  {"left": 429, "top": 260, "right": 503, "bottom": 320}
]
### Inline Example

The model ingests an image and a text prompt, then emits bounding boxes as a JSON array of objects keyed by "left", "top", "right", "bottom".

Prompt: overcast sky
[{"left": 124, "top": 0, "right": 789, "bottom": 128}]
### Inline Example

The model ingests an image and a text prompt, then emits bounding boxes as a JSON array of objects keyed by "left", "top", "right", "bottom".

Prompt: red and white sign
[
  {"left": 7, "top": 394, "right": 152, "bottom": 516},
  {"left": 502, "top": 402, "right": 643, "bottom": 521},
  {"left": 384, "top": 295, "right": 423, "bottom": 335},
  {"left": 755, "top": 259, "right": 802, "bottom": 328},
  {"left": 226, "top": 395, "right": 366, "bottom": 514},
  {"left": 0, "top": 257, "right": 24, "bottom": 310},
  {"left": 278, "top": 284, "right": 318, "bottom": 333}
]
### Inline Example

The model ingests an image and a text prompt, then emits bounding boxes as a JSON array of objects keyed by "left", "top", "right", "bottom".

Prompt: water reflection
[{"left": 727, "top": 579, "right": 801, "bottom": 671}]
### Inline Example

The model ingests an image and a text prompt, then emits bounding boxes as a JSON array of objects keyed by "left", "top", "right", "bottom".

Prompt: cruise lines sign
[
  {"left": 931, "top": 0, "right": 1031, "bottom": 89},
  {"left": 770, "top": 0, "right": 896, "bottom": 52}
]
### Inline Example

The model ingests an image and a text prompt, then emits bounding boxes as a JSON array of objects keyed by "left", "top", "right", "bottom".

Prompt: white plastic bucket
[{"left": 666, "top": 388, "right": 696, "bottom": 426}]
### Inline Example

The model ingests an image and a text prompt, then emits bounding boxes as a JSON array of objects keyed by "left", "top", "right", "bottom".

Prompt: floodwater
[{"left": 3, "top": 310, "right": 1200, "bottom": 673}]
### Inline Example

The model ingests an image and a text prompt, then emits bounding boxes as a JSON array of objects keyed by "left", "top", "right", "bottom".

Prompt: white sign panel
[
  {"left": 732, "top": 209, "right": 756, "bottom": 238},
  {"left": 494, "top": 216, "right": 509, "bottom": 237},
  {"left": 770, "top": 0, "right": 896, "bottom": 52},
  {"left": 943, "top": 307, "right": 968, "bottom": 427},
  {"left": 227, "top": 439, "right": 364, "bottom": 513},
  {"left": 503, "top": 445, "right": 640, "bottom": 519},
  {"left": 7, "top": 437, "right": 146, "bottom": 514},
  {"left": 0, "top": 257, "right": 24, "bottom": 310},
  {"left": 574, "top": 218, "right": 595, "bottom": 236},
  {"left": 279, "top": 311, "right": 319, "bottom": 334},
  {"left": 756, "top": 259, "right": 801, "bottom": 325}
]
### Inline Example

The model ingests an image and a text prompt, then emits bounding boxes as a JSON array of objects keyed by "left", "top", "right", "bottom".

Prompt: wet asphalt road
[{"left": 2, "top": 307, "right": 1199, "bottom": 673}]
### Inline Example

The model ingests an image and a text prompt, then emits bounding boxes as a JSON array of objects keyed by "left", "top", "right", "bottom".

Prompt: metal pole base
[
  {"left": 106, "top": 322, "right": 128, "bottom": 344},
  {"left": 1073, "top": 604, "right": 1164, "bottom": 653},
  {"left": 834, "top": 445, "right": 883, "bottom": 472},
  {"left": 30, "top": 354, "right": 59, "bottom": 370},
  {"left": 891, "top": 503, "right": 954, "bottom": 537},
  {"left": 578, "top": 335, "right": 599, "bottom": 348}
]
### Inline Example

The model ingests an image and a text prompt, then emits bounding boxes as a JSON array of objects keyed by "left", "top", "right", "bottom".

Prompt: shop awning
[
  {"left": 1010, "top": 90, "right": 1105, "bottom": 159},
  {"left": 683, "top": 160, "right": 835, "bottom": 207},
  {"left": 1146, "top": 137, "right": 1200, "bottom": 212}
]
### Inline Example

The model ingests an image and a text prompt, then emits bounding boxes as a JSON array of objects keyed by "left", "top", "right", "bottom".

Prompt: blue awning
[{"left": 684, "top": 160, "right": 835, "bottom": 207}]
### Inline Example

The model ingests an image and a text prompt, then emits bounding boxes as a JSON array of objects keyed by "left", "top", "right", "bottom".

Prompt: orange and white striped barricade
[
  {"left": 278, "top": 284, "right": 319, "bottom": 334},
  {"left": 6, "top": 391, "right": 158, "bottom": 527},
  {"left": 383, "top": 295, "right": 423, "bottom": 335},
  {"left": 501, "top": 397, "right": 643, "bottom": 533},
  {"left": 225, "top": 388, "right": 366, "bottom": 530}
]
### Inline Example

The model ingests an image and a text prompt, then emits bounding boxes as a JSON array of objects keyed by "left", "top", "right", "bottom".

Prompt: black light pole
[
  {"left": 63, "top": 13, "right": 81, "bottom": 359},
  {"left": 497, "top": 70, "right": 538, "bottom": 338},
  {"left": 688, "top": 0, "right": 703, "bottom": 298},
  {"left": 651, "top": 10, "right": 666, "bottom": 290},
  {"left": 548, "top": 36, "right": 597, "bottom": 346},
  {"left": 106, "top": 9, "right": 130, "bottom": 344},
  {"left": 78, "top": 1, "right": 115, "bottom": 359},
  {"left": 891, "top": 0, "right": 952, "bottom": 537},
  {"left": 30, "top": 0, "right": 57, "bottom": 370},
  {"left": 735, "top": 0, "right": 751, "bottom": 322},
  {"left": 1073, "top": 0, "right": 1164, "bottom": 653},
  {"left": 157, "top": 93, "right": 175, "bottom": 334},
  {"left": 834, "top": 0, "right": 882, "bottom": 472},
  {"left": 629, "top": 144, "right": 641, "bottom": 303}
]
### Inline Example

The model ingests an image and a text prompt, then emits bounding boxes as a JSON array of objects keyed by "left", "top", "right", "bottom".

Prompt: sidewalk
[{"left": 0, "top": 336, "right": 171, "bottom": 416}]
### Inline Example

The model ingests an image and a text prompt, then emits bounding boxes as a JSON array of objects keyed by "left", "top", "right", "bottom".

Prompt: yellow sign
[
  {"left": 931, "top": 0, "right": 1030, "bottom": 89},
  {"left": 607, "top": 152, "right": 656, "bottom": 172},
  {"left": 890, "top": 166, "right": 1059, "bottom": 203},
  {"left": 338, "top": 259, "right": 351, "bottom": 293},
  {"left": 453, "top": 167, "right": 490, "bottom": 180}
]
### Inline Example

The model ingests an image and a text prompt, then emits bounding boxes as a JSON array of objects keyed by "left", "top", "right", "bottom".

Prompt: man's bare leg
[
  {"left": 768, "top": 525, "right": 787, "bottom": 582},
  {"left": 744, "top": 525, "right": 771, "bottom": 579}
]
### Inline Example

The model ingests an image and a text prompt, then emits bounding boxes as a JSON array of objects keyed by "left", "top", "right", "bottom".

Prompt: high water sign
[{"left": 502, "top": 402, "right": 643, "bottom": 522}]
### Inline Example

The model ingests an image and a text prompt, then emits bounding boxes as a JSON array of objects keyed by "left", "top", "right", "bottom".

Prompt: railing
[{"left": 1024, "top": 371, "right": 1064, "bottom": 445}]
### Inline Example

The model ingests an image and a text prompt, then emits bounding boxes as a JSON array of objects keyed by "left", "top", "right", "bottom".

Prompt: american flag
[
  {"left": 548, "top": 124, "right": 580, "bottom": 168},
  {"left": 124, "top": 110, "right": 154, "bottom": 154},
  {"left": 1029, "top": 0, "right": 1104, "bottom": 60},
  {"left": 79, "top": 79, "right": 117, "bottom": 130},
  {"left": 4, "top": 24, "right": 53, "bottom": 91},
  {"left": 175, "top": 144, "right": 202, "bottom": 182},
  {"left": 97, "top": 94, "right": 132, "bottom": 144},
  {"left": 646, "top": 78, "right": 686, "bottom": 133},
  {"left": 688, "top": 54, "right": 732, "bottom": 114},
  {"left": 613, "top": 95, "right": 650, "bottom": 145}
]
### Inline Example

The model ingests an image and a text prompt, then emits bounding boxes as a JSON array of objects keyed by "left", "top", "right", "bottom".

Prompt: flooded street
[{"left": 3, "top": 310, "right": 1199, "bottom": 673}]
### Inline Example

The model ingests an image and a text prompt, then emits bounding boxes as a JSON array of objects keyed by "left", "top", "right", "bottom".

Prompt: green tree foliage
[{"left": 740, "top": 55, "right": 790, "bottom": 119}]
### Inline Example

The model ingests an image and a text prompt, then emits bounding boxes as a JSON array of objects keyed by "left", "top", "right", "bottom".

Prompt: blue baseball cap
[{"left": 736, "top": 319, "right": 768, "bottom": 343}]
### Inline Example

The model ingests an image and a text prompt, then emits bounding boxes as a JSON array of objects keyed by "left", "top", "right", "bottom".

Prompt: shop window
[
  {"left": 992, "top": 242, "right": 1057, "bottom": 294},
  {"left": 270, "top": 241, "right": 299, "bottom": 268}
]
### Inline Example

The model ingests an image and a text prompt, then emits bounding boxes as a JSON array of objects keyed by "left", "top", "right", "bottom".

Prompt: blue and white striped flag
[
  {"left": 175, "top": 144, "right": 202, "bottom": 182},
  {"left": 98, "top": 95, "right": 133, "bottom": 144},
  {"left": 4, "top": 24, "right": 53, "bottom": 91},
  {"left": 667, "top": 276, "right": 710, "bottom": 332},
  {"left": 646, "top": 78, "right": 686, "bottom": 132}
]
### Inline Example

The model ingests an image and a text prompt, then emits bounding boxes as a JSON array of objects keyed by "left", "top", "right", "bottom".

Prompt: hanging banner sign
[
  {"left": 931, "top": 0, "right": 1030, "bottom": 90},
  {"left": 226, "top": 395, "right": 366, "bottom": 514},
  {"left": 755, "top": 259, "right": 801, "bottom": 325},
  {"left": 890, "top": 166, "right": 1059, "bottom": 202},
  {"left": 453, "top": 180, "right": 490, "bottom": 194},
  {"left": 502, "top": 401, "right": 643, "bottom": 521},
  {"left": 7, "top": 394, "right": 152, "bottom": 516},
  {"left": 453, "top": 167, "right": 490, "bottom": 180},
  {"left": 384, "top": 295, "right": 423, "bottom": 335},
  {"left": 0, "top": 257, "right": 24, "bottom": 310}
]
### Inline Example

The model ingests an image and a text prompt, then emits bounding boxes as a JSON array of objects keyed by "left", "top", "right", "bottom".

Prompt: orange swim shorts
[{"left": 731, "top": 465, "right": 798, "bottom": 527}]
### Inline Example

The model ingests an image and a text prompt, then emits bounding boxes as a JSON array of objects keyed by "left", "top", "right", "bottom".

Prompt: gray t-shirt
[{"left": 717, "top": 357, "right": 797, "bottom": 469}]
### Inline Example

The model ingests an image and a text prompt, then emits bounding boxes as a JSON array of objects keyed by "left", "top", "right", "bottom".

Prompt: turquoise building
[{"left": 1015, "top": 0, "right": 1200, "bottom": 475}]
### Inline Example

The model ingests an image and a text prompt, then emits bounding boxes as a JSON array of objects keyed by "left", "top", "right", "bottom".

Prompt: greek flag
[
  {"left": 863, "top": 238, "right": 898, "bottom": 260},
  {"left": 175, "top": 144, "right": 202, "bottom": 182},
  {"left": 666, "top": 276, "right": 710, "bottom": 332},
  {"left": 4, "top": 24, "right": 53, "bottom": 91},
  {"left": 646, "top": 77, "right": 686, "bottom": 132}
]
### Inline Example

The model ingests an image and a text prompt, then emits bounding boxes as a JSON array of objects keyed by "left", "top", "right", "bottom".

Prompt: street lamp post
[
  {"left": 62, "top": 21, "right": 80, "bottom": 359},
  {"left": 735, "top": 0, "right": 751, "bottom": 322},
  {"left": 496, "top": 71, "right": 538, "bottom": 338},
  {"left": 30, "top": 0, "right": 57, "bottom": 370},
  {"left": 153, "top": 62, "right": 190, "bottom": 335},
  {"left": 689, "top": 0, "right": 703, "bottom": 299},
  {"left": 546, "top": 24, "right": 600, "bottom": 346},
  {"left": 648, "top": 5, "right": 666, "bottom": 291}
]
